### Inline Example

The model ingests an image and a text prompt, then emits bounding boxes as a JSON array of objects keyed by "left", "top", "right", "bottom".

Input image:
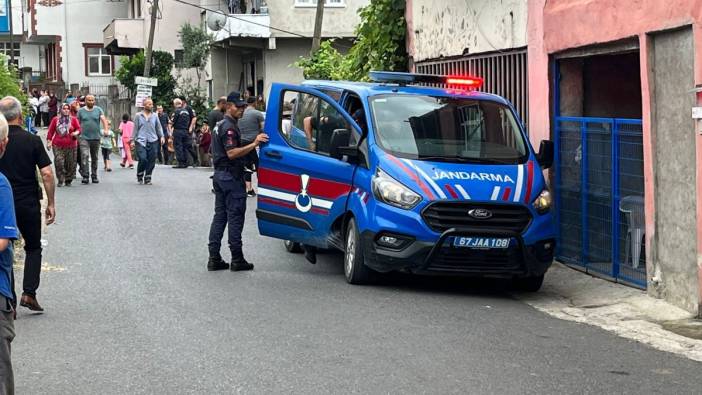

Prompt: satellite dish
[{"left": 207, "top": 12, "right": 227, "bottom": 32}]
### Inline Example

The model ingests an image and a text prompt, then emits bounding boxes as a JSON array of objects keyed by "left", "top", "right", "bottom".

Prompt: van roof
[{"left": 301, "top": 79, "right": 512, "bottom": 106}]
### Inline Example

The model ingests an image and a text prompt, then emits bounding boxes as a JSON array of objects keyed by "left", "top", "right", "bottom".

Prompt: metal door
[{"left": 554, "top": 116, "right": 646, "bottom": 288}]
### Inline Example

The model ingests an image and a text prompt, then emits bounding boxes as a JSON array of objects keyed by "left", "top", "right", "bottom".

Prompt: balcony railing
[
  {"left": 207, "top": 11, "right": 271, "bottom": 42},
  {"left": 219, "top": 0, "right": 268, "bottom": 14}
]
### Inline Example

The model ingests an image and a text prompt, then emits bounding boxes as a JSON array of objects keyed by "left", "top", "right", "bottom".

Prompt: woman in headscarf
[{"left": 47, "top": 104, "right": 81, "bottom": 187}]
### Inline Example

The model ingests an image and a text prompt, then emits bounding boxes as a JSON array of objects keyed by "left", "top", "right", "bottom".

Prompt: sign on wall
[
  {"left": 0, "top": 0, "right": 8, "bottom": 34},
  {"left": 135, "top": 76, "right": 158, "bottom": 87},
  {"left": 135, "top": 85, "right": 152, "bottom": 108}
]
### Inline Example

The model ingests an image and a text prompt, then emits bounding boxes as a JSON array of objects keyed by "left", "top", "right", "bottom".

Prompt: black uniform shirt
[
  {"left": 207, "top": 109, "right": 224, "bottom": 130},
  {"left": 212, "top": 115, "right": 247, "bottom": 198},
  {"left": 0, "top": 125, "right": 52, "bottom": 203},
  {"left": 172, "top": 106, "right": 194, "bottom": 131}
]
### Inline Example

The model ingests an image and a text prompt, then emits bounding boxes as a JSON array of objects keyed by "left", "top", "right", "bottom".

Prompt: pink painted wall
[{"left": 528, "top": 0, "right": 702, "bottom": 312}]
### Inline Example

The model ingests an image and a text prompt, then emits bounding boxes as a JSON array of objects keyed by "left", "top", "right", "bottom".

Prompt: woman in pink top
[{"left": 119, "top": 113, "right": 135, "bottom": 168}]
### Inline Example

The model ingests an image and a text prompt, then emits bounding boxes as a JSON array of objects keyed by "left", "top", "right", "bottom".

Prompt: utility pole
[
  {"left": 310, "top": 0, "right": 324, "bottom": 54},
  {"left": 8, "top": 0, "right": 14, "bottom": 67},
  {"left": 143, "top": 0, "right": 159, "bottom": 77}
]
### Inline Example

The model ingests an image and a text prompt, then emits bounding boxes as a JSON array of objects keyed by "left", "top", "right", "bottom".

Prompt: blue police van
[{"left": 256, "top": 72, "right": 556, "bottom": 291}]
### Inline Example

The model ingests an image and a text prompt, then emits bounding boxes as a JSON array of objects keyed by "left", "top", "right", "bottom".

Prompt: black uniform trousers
[
  {"left": 208, "top": 172, "right": 247, "bottom": 261},
  {"left": 173, "top": 129, "right": 198, "bottom": 167},
  {"left": 14, "top": 198, "right": 42, "bottom": 297}
]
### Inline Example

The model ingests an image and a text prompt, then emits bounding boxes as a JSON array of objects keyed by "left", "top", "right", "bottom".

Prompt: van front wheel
[
  {"left": 512, "top": 275, "right": 545, "bottom": 292},
  {"left": 344, "top": 218, "right": 372, "bottom": 284}
]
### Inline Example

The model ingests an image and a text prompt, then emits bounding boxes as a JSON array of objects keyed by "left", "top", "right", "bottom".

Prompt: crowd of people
[{"left": 0, "top": 87, "right": 268, "bottom": 392}]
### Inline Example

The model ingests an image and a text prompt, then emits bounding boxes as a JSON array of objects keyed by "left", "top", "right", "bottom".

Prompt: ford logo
[{"left": 468, "top": 209, "right": 493, "bottom": 219}]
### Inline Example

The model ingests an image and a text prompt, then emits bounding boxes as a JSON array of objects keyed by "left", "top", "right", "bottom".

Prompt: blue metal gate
[{"left": 554, "top": 117, "right": 647, "bottom": 288}]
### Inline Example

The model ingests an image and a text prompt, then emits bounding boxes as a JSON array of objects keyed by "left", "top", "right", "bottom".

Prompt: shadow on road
[{"left": 309, "top": 249, "right": 515, "bottom": 299}]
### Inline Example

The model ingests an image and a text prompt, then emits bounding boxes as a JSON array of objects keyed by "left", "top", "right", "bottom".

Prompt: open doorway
[{"left": 554, "top": 47, "right": 646, "bottom": 288}]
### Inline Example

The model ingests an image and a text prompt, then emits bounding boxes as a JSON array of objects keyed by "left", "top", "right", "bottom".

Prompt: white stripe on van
[
  {"left": 513, "top": 165, "right": 524, "bottom": 202},
  {"left": 491, "top": 186, "right": 501, "bottom": 201},
  {"left": 401, "top": 159, "right": 447, "bottom": 199},
  {"left": 454, "top": 184, "right": 470, "bottom": 200}
]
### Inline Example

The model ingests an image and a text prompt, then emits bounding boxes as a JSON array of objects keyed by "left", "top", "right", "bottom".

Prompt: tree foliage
[
  {"left": 295, "top": 0, "right": 407, "bottom": 81},
  {"left": 0, "top": 55, "right": 28, "bottom": 113},
  {"left": 178, "top": 23, "right": 214, "bottom": 91},
  {"left": 175, "top": 76, "right": 210, "bottom": 128},
  {"left": 115, "top": 50, "right": 177, "bottom": 107}
]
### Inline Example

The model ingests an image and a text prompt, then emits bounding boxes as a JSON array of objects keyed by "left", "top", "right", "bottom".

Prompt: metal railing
[
  {"left": 415, "top": 48, "right": 528, "bottom": 126},
  {"left": 554, "top": 116, "right": 646, "bottom": 288}
]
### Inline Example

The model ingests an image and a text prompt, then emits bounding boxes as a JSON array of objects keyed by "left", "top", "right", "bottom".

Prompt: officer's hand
[{"left": 254, "top": 133, "right": 269, "bottom": 146}]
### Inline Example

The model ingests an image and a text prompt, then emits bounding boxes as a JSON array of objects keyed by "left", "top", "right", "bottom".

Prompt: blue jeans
[{"left": 136, "top": 141, "right": 159, "bottom": 180}]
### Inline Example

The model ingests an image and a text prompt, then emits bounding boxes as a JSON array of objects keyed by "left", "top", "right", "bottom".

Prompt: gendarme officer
[{"left": 207, "top": 91, "right": 269, "bottom": 271}]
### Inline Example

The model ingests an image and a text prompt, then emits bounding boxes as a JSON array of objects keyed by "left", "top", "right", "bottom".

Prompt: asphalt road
[{"left": 12, "top": 161, "right": 702, "bottom": 394}]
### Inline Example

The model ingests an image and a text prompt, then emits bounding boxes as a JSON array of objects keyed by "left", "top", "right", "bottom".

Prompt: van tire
[
  {"left": 512, "top": 275, "right": 545, "bottom": 292},
  {"left": 344, "top": 218, "right": 372, "bottom": 284},
  {"left": 284, "top": 240, "right": 303, "bottom": 253}
]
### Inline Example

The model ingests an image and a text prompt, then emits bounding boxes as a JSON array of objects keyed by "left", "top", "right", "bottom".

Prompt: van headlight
[
  {"left": 532, "top": 189, "right": 552, "bottom": 214},
  {"left": 372, "top": 169, "right": 421, "bottom": 210}
]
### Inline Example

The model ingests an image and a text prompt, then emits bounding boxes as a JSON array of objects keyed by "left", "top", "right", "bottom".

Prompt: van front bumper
[{"left": 360, "top": 228, "right": 554, "bottom": 278}]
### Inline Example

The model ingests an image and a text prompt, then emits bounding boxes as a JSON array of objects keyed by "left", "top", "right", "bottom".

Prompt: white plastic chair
[{"left": 619, "top": 196, "right": 645, "bottom": 269}]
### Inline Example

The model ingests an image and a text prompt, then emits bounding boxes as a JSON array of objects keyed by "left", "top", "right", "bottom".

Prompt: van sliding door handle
[{"left": 265, "top": 151, "right": 283, "bottom": 159}]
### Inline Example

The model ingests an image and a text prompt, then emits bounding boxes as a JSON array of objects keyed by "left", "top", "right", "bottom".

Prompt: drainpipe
[{"left": 63, "top": 0, "right": 69, "bottom": 84}]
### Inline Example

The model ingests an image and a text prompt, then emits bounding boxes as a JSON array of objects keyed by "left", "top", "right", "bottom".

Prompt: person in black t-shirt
[
  {"left": 207, "top": 97, "right": 226, "bottom": 128},
  {"left": 0, "top": 96, "right": 55, "bottom": 312},
  {"left": 171, "top": 98, "right": 199, "bottom": 168},
  {"left": 156, "top": 105, "right": 171, "bottom": 164}
]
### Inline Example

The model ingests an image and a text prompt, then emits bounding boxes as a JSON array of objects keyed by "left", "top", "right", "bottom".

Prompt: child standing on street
[
  {"left": 101, "top": 121, "right": 115, "bottom": 172},
  {"left": 119, "top": 113, "right": 134, "bottom": 168}
]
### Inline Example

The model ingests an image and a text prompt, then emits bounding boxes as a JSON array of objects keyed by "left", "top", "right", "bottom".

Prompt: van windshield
[{"left": 370, "top": 95, "right": 528, "bottom": 164}]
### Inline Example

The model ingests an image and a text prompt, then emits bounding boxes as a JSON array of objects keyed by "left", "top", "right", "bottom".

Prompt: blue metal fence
[{"left": 554, "top": 116, "right": 646, "bottom": 288}]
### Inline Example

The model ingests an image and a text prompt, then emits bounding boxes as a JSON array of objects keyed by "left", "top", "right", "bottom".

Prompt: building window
[
  {"left": 294, "top": 0, "right": 345, "bottom": 7},
  {"left": 83, "top": 44, "right": 113, "bottom": 76},
  {"left": 174, "top": 49, "right": 184, "bottom": 68},
  {"left": 0, "top": 43, "right": 20, "bottom": 67}
]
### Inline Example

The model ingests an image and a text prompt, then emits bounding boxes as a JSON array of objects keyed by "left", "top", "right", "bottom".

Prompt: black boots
[
  {"left": 303, "top": 245, "right": 317, "bottom": 264},
  {"left": 207, "top": 256, "right": 230, "bottom": 271},
  {"left": 230, "top": 259, "right": 254, "bottom": 272}
]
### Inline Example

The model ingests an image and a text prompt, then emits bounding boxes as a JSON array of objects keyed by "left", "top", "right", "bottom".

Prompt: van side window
[
  {"left": 319, "top": 89, "right": 342, "bottom": 102},
  {"left": 280, "top": 90, "right": 353, "bottom": 156}
]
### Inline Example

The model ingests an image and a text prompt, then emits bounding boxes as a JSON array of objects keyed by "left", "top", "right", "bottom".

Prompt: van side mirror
[{"left": 536, "top": 140, "right": 554, "bottom": 169}]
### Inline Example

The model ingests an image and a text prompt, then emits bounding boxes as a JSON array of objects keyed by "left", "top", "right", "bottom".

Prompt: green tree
[
  {"left": 115, "top": 50, "right": 177, "bottom": 107},
  {"left": 0, "top": 55, "right": 28, "bottom": 113},
  {"left": 295, "top": 0, "right": 407, "bottom": 81},
  {"left": 178, "top": 23, "right": 214, "bottom": 92}
]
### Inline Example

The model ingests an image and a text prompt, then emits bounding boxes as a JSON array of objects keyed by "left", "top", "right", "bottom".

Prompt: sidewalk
[{"left": 517, "top": 262, "right": 702, "bottom": 362}]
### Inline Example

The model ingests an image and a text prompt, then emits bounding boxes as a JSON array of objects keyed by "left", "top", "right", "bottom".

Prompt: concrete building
[
  {"left": 25, "top": 0, "right": 127, "bottom": 87},
  {"left": 0, "top": 0, "right": 58, "bottom": 86},
  {"left": 0, "top": 0, "right": 200, "bottom": 91},
  {"left": 527, "top": 0, "right": 702, "bottom": 315},
  {"left": 406, "top": 0, "right": 529, "bottom": 122},
  {"left": 407, "top": 0, "right": 702, "bottom": 316},
  {"left": 103, "top": 0, "right": 200, "bottom": 81},
  {"left": 205, "top": 0, "right": 369, "bottom": 101}
]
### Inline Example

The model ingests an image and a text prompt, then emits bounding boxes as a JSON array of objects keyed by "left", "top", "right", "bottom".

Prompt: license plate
[{"left": 452, "top": 237, "right": 511, "bottom": 249}]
